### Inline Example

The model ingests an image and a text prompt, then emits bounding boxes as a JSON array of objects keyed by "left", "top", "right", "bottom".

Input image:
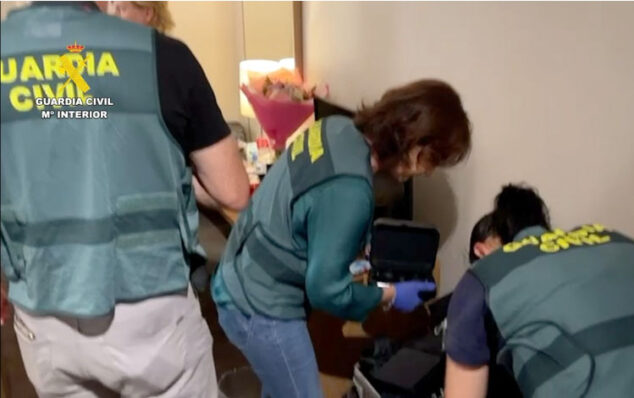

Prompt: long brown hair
[{"left": 355, "top": 79, "right": 471, "bottom": 169}]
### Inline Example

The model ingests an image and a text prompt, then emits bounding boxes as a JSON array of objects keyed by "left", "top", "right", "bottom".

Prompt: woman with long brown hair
[{"left": 214, "top": 79, "right": 472, "bottom": 397}]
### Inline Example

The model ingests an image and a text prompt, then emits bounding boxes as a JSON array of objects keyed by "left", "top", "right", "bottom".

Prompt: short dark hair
[
  {"left": 354, "top": 79, "right": 471, "bottom": 170},
  {"left": 492, "top": 184, "right": 551, "bottom": 243},
  {"left": 469, "top": 212, "right": 495, "bottom": 263}
]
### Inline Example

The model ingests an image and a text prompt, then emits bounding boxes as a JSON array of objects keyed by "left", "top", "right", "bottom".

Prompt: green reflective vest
[
  {"left": 217, "top": 116, "right": 373, "bottom": 319},
  {"left": 471, "top": 225, "right": 634, "bottom": 397},
  {"left": 1, "top": 4, "right": 202, "bottom": 316}
]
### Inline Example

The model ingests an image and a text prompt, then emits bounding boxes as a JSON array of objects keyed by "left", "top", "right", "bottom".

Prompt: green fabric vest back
[
  {"left": 471, "top": 225, "right": 634, "bottom": 397},
  {"left": 0, "top": 5, "right": 202, "bottom": 316},
  {"left": 219, "top": 116, "right": 373, "bottom": 319}
]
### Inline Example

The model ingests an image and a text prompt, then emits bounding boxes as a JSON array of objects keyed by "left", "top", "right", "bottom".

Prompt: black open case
[{"left": 370, "top": 218, "right": 440, "bottom": 284}]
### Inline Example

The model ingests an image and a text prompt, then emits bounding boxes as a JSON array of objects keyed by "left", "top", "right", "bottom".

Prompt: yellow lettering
[
  {"left": 581, "top": 224, "right": 605, "bottom": 234},
  {"left": 42, "top": 55, "right": 64, "bottom": 80},
  {"left": 96, "top": 52, "right": 119, "bottom": 76},
  {"left": 564, "top": 235, "right": 583, "bottom": 246},
  {"left": 1, "top": 58, "right": 17, "bottom": 83},
  {"left": 584, "top": 234, "right": 611, "bottom": 245},
  {"left": 32, "top": 85, "right": 45, "bottom": 110},
  {"left": 581, "top": 225, "right": 596, "bottom": 234},
  {"left": 591, "top": 224, "right": 605, "bottom": 233},
  {"left": 9, "top": 86, "right": 33, "bottom": 111},
  {"left": 540, "top": 241, "right": 560, "bottom": 253},
  {"left": 541, "top": 232, "right": 556, "bottom": 242},
  {"left": 521, "top": 236, "right": 540, "bottom": 246},
  {"left": 83, "top": 52, "right": 96, "bottom": 76},
  {"left": 503, "top": 242, "right": 523, "bottom": 253},
  {"left": 580, "top": 236, "right": 596, "bottom": 246},
  {"left": 20, "top": 56, "right": 44, "bottom": 82},
  {"left": 537, "top": 226, "right": 613, "bottom": 252},
  {"left": 308, "top": 121, "right": 324, "bottom": 163},
  {"left": 556, "top": 238, "right": 570, "bottom": 250},
  {"left": 567, "top": 229, "right": 589, "bottom": 239},
  {"left": 291, "top": 132, "right": 305, "bottom": 161}
]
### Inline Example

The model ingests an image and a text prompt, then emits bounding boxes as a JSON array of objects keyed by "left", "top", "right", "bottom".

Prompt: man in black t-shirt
[{"left": 1, "top": 2, "right": 249, "bottom": 397}]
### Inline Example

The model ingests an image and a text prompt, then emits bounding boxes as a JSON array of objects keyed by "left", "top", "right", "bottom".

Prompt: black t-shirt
[{"left": 155, "top": 33, "right": 231, "bottom": 160}]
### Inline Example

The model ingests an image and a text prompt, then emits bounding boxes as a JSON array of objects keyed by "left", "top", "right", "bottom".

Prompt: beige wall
[
  {"left": 1, "top": 2, "right": 29, "bottom": 20},
  {"left": 304, "top": 2, "right": 634, "bottom": 293},
  {"left": 169, "top": 1, "right": 296, "bottom": 137},
  {"left": 243, "top": 1, "right": 295, "bottom": 60},
  {"left": 169, "top": 1, "right": 244, "bottom": 123}
]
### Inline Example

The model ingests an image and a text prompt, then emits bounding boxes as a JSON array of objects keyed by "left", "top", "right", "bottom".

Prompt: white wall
[{"left": 304, "top": 2, "right": 634, "bottom": 294}]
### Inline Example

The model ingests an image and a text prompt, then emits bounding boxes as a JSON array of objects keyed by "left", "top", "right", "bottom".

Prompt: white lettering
[
  {"left": 84, "top": 97, "right": 114, "bottom": 106},
  {"left": 37, "top": 97, "right": 83, "bottom": 106},
  {"left": 56, "top": 110, "right": 108, "bottom": 119}
]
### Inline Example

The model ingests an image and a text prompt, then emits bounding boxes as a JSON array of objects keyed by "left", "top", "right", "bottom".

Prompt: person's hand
[
  {"left": 392, "top": 280, "right": 436, "bottom": 312},
  {"left": 1, "top": 284, "right": 10, "bottom": 326}
]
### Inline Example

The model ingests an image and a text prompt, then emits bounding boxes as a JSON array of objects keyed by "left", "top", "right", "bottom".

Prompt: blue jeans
[{"left": 217, "top": 306, "right": 323, "bottom": 398}]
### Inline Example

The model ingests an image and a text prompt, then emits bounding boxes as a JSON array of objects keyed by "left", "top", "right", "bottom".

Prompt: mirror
[{"left": 168, "top": 1, "right": 302, "bottom": 140}]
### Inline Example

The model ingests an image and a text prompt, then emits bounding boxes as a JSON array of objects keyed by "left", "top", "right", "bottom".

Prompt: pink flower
[{"left": 241, "top": 84, "right": 314, "bottom": 150}]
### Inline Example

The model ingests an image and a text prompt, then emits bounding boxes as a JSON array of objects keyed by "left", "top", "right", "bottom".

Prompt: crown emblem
[{"left": 66, "top": 41, "right": 85, "bottom": 53}]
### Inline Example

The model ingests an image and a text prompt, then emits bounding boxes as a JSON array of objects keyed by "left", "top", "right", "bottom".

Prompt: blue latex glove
[{"left": 393, "top": 280, "right": 437, "bottom": 312}]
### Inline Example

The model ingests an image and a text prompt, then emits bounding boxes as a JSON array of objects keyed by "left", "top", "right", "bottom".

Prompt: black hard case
[{"left": 370, "top": 218, "right": 440, "bottom": 283}]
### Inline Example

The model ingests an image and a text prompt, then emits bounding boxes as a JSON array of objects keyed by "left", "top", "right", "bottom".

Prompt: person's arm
[
  {"left": 301, "top": 177, "right": 385, "bottom": 321},
  {"left": 191, "top": 175, "right": 218, "bottom": 209},
  {"left": 445, "top": 357, "right": 489, "bottom": 398},
  {"left": 155, "top": 34, "right": 249, "bottom": 211},
  {"left": 190, "top": 136, "right": 249, "bottom": 210},
  {"left": 444, "top": 271, "right": 492, "bottom": 397}
]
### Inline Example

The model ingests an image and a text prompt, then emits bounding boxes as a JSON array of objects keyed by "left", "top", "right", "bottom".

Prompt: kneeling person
[{"left": 445, "top": 184, "right": 634, "bottom": 398}]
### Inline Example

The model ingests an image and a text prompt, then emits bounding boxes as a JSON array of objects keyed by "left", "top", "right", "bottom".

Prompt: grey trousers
[{"left": 13, "top": 287, "right": 217, "bottom": 398}]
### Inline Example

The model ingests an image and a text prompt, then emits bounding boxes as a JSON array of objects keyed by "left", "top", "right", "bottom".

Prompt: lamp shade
[
  {"left": 278, "top": 57, "right": 295, "bottom": 71},
  {"left": 239, "top": 59, "right": 279, "bottom": 118}
]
